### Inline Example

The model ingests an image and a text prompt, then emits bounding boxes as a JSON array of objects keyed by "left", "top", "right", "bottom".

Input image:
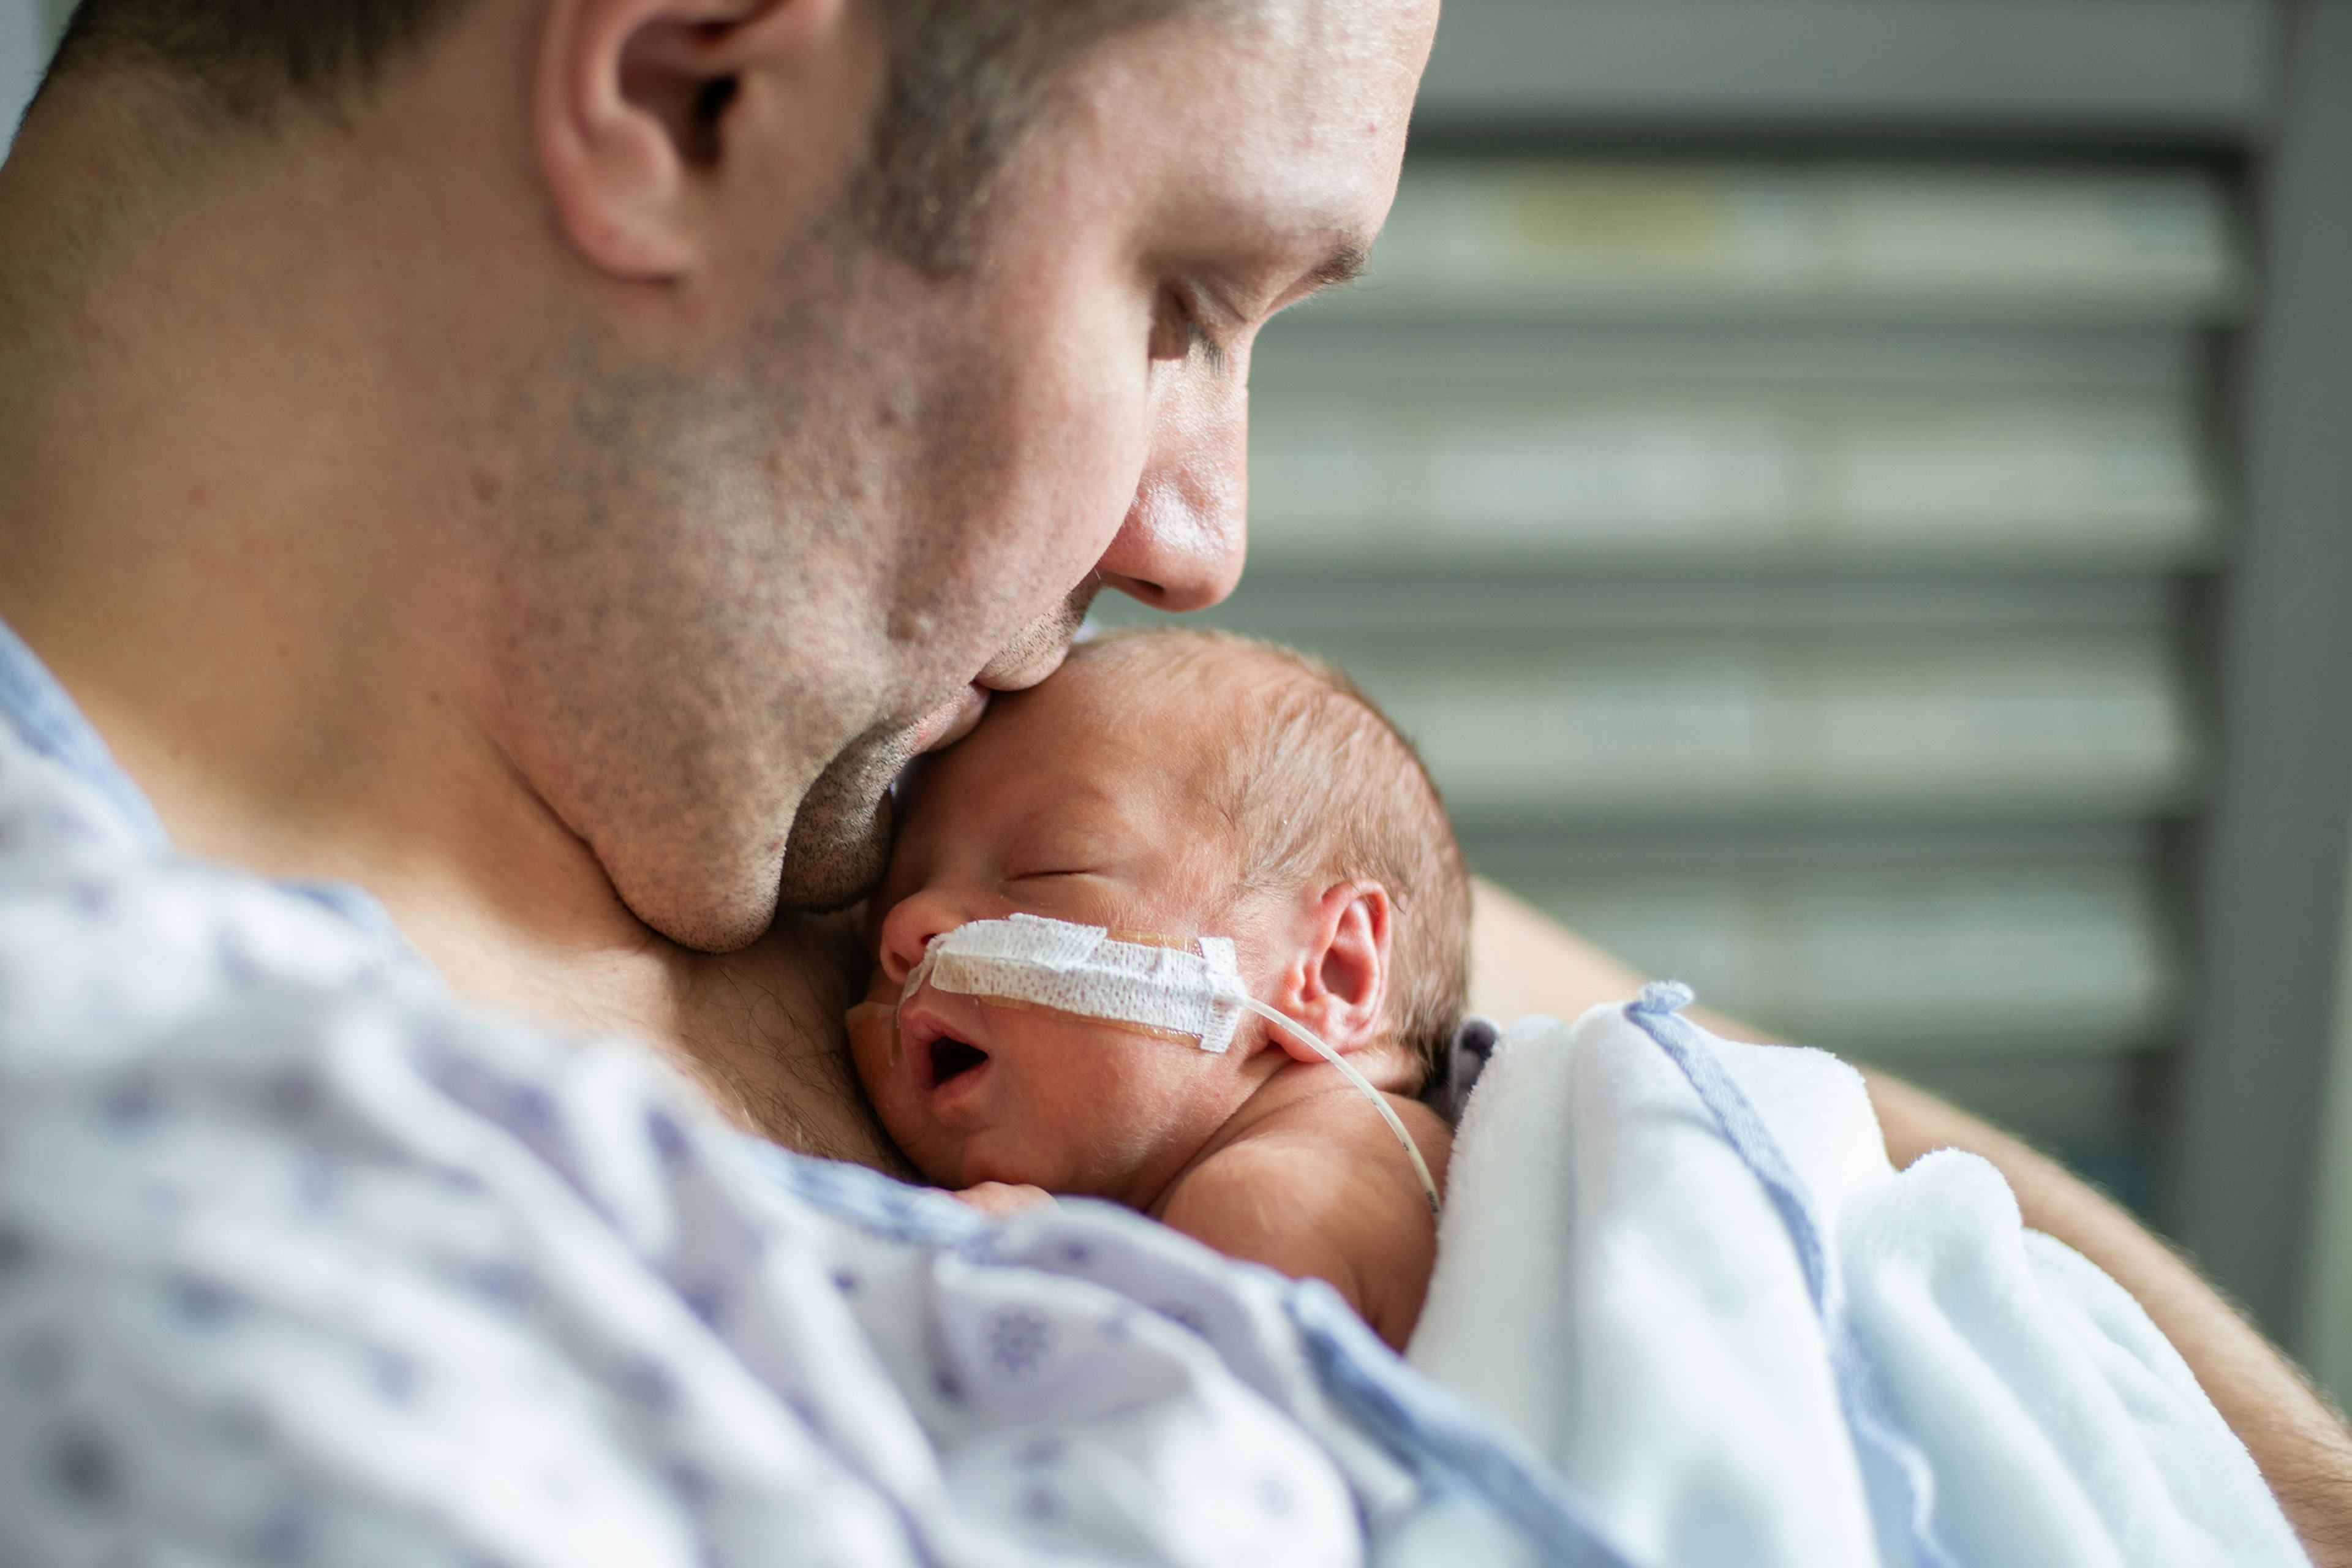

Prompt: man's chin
[
  {"left": 776, "top": 691, "right": 966, "bottom": 913},
  {"left": 774, "top": 788, "right": 894, "bottom": 914}
]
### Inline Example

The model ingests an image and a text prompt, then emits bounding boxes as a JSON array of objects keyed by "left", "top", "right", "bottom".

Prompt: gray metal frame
[
  {"left": 2303, "top": 801, "right": 2352, "bottom": 1402},
  {"left": 1417, "top": 0, "right": 2277, "bottom": 140},
  {"left": 2170, "top": 0, "right": 2352, "bottom": 1346}
]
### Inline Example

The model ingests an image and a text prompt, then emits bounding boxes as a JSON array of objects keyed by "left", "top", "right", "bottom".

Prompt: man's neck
[
  {"left": 0, "top": 89, "right": 603, "bottom": 993},
  {"left": 0, "top": 80, "right": 891, "bottom": 1163}
]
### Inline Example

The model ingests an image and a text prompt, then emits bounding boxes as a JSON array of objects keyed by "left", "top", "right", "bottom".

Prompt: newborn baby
[{"left": 848, "top": 627, "right": 1471, "bottom": 1349}]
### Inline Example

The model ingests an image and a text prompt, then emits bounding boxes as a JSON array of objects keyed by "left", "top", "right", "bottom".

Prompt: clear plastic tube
[{"left": 1232, "top": 993, "right": 1443, "bottom": 1216}]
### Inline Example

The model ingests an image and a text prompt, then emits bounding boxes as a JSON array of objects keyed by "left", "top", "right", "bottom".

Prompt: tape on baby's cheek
[{"left": 903, "top": 913, "right": 1245, "bottom": 1053}]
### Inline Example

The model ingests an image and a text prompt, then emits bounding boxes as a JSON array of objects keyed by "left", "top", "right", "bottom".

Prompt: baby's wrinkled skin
[{"left": 848, "top": 649, "right": 1450, "bottom": 1350}]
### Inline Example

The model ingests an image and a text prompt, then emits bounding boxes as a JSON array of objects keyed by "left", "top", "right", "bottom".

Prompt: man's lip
[
  {"left": 975, "top": 634, "right": 1077, "bottom": 695},
  {"left": 911, "top": 685, "right": 990, "bottom": 754}
]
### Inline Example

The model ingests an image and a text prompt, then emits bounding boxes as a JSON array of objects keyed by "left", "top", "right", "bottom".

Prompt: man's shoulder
[{"left": 0, "top": 722, "right": 439, "bottom": 1052}]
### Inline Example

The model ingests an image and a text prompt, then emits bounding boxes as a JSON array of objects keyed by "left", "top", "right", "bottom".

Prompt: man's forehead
[{"left": 1068, "top": 0, "right": 1433, "bottom": 219}]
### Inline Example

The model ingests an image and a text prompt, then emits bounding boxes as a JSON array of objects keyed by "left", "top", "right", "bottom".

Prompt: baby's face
[{"left": 853, "top": 657, "right": 1280, "bottom": 1202}]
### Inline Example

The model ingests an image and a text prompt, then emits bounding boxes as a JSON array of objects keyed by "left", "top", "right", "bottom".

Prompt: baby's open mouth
[
  {"left": 927, "top": 1036, "right": 989, "bottom": 1093},
  {"left": 891, "top": 992, "right": 995, "bottom": 1105}
]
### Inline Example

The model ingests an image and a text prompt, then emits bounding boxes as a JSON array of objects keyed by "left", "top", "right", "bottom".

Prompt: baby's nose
[{"left": 878, "top": 892, "right": 970, "bottom": 987}]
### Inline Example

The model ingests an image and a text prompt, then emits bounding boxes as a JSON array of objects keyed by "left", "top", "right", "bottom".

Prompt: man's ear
[
  {"left": 1263, "top": 882, "right": 1392, "bottom": 1063},
  {"left": 532, "top": 0, "right": 869, "bottom": 281}
]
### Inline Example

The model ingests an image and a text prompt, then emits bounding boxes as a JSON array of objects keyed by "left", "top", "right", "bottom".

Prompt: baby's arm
[{"left": 1158, "top": 1107, "right": 1447, "bottom": 1352}]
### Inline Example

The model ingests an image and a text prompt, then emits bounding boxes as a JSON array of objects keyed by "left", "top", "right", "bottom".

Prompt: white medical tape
[
  {"left": 905, "top": 913, "right": 1245, "bottom": 1053},
  {"left": 902, "top": 913, "right": 1442, "bottom": 1213}
]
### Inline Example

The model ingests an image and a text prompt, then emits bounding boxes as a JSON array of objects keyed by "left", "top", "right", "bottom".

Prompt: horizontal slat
[
  {"left": 1414, "top": 0, "right": 2277, "bottom": 139},
  {"left": 1099, "top": 571, "right": 2179, "bottom": 637},
  {"left": 1503, "top": 856, "right": 2176, "bottom": 1050},
  {"left": 1334, "top": 633, "right": 2196, "bottom": 824},
  {"left": 1319, "top": 160, "right": 2245, "bottom": 326},
  {"left": 1247, "top": 384, "right": 2215, "bottom": 572},
  {"left": 1253, "top": 322, "right": 2209, "bottom": 396}
]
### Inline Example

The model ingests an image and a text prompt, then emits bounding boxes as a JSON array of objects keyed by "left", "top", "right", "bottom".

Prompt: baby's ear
[{"left": 1265, "top": 881, "right": 1392, "bottom": 1063}]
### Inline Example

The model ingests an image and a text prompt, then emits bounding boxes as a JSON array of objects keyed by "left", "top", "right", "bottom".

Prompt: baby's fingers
[{"left": 954, "top": 1182, "right": 1057, "bottom": 1218}]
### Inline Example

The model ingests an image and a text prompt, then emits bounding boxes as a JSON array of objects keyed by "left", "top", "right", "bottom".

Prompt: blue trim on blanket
[
  {"left": 1286, "top": 1282, "right": 1637, "bottom": 1567},
  {"left": 1626, "top": 981, "right": 1958, "bottom": 1568}
]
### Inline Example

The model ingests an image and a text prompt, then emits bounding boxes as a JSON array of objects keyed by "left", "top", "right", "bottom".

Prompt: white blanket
[{"left": 1412, "top": 989, "right": 2308, "bottom": 1568}]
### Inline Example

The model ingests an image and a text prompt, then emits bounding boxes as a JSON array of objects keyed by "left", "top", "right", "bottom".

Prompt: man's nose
[
  {"left": 878, "top": 891, "right": 971, "bottom": 988},
  {"left": 1093, "top": 373, "right": 1248, "bottom": 614}
]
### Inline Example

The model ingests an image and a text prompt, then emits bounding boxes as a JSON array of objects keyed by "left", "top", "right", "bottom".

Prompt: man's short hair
[
  {"left": 44, "top": 0, "right": 1226, "bottom": 271},
  {"left": 1069, "top": 627, "right": 1474, "bottom": 1092},
  {"left": 48, "top": 0, "right": 467, "bottom": 117}
]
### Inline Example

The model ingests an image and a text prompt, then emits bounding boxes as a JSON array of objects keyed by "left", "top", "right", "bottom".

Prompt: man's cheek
[
  {"left": 1014, "top": 310, "right": 1159, "bottom": 578},
  {"left": 976, "top": 440, "right": 1150, "bottom": 637}
]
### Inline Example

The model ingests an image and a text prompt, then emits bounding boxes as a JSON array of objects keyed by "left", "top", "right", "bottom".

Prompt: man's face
[{"left": 502, "top": 0, "right": 1436, "bottom": 952}]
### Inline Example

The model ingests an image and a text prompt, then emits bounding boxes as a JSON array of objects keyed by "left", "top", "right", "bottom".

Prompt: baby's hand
[{"left": 954, "top": 1182, "right": 1057, "bottom": 1218}]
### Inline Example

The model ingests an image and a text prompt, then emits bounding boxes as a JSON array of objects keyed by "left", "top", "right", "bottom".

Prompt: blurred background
[{"left": 5, "top": 1, "right": 2348, "bottom": 1400}]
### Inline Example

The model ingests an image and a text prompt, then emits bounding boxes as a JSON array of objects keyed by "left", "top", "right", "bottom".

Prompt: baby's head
[{"left": 852, "top": 627, "right": 1469, "bottom": 1203}]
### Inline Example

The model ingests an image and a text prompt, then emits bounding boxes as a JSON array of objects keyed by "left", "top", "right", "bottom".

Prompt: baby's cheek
[
  {"left": 844, "top": 1000, "right": 894, "bottom": 1096},
  {"left": 1024, "top": 1035, "right": 1218, "bottom": 1186}
]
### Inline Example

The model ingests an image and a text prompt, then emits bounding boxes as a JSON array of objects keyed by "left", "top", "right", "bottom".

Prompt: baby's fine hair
[{"left": 1067, "top": 627, "right": 1472, "bottom": 1089}]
